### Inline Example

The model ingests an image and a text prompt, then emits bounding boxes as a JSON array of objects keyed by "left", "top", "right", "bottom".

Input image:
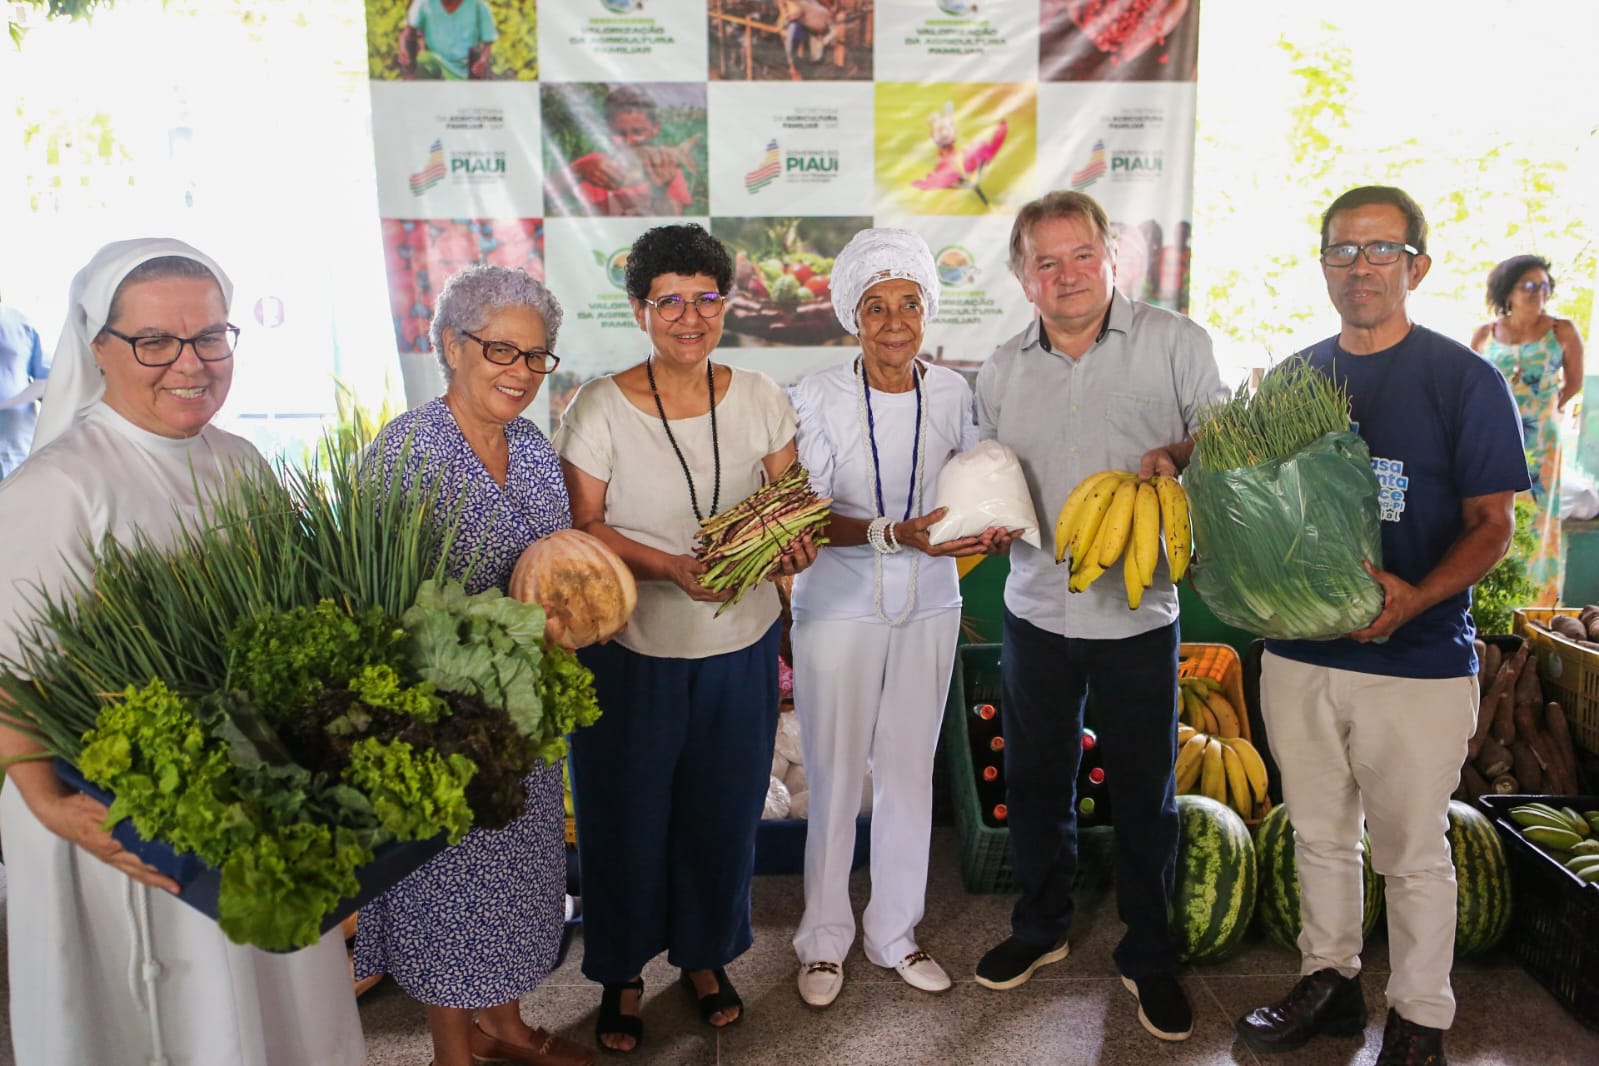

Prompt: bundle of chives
[
  {"left": 1193, "top": 359, "right": 1352, "bottom": 473},
  {"left": 0, "top": 431, "right": 455, "bottom": 760}
]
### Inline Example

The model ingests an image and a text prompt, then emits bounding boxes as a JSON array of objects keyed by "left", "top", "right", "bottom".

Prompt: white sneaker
[
  {"left": 894, "top": 950, "right": 952, "bottom": 993},
  {"left": 798, "top": 960, "right": 844, "bottom": 1007}
]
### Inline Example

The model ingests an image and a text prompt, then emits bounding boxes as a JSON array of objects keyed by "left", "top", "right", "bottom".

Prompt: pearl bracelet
[{"left": 868, "top": 516, "right": 895, "bottom": 554}]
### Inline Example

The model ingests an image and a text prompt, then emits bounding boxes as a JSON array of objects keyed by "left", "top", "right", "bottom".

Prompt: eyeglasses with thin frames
[
  {"left": 1319, "top": 241, "right": 1420, "bottom": 268},
  {"left": 102, "top": 324, "right": 240, "bottom": 367},
  {"left": 640, "top": 293, "right": 727, "bottom": 322},
  {"left": 1518, "top": 280, "right": 1552, "bottom": 295},
  {"left": 461, "top": 331, "right": 560, "bottom": 374}
]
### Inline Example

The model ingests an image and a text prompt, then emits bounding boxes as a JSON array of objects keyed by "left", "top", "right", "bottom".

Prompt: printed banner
[{"left": 366, "top": 0, "right": 1203, "bottom": 425}]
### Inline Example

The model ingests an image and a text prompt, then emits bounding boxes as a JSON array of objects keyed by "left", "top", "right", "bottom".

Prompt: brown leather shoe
[
  {"left": 1236, "top": 968, "right": 1367, "bottom": 1052},
  {"left": 470, "top": 1020, "right": 596, "bottom": 1066},
  {"left": 1375, "top": 1008, "right": 1447, "bottom": 1065}
]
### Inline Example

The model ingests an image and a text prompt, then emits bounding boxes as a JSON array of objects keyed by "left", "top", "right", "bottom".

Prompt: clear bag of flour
[{"left": 927, "top": 440, "right": 1041, "bottom": 548}]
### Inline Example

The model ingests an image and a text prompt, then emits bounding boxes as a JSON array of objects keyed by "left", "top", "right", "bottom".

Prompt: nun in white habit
[
  {"left": 0, "top": 238, "right": 364, "bottom": 1066},
  {"left": 787, "top": 228, "right": 1015, "bottom": 1007}
]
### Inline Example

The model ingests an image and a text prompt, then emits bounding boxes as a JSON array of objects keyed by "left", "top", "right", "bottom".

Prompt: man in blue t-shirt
[{"left": 1235, "top": 187, "right": 1527, "bottom": 1066}]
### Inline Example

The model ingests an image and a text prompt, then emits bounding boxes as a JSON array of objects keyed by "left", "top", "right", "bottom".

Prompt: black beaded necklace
[{"left": 646, "top": 355, "right": 721, "bottom": 520}]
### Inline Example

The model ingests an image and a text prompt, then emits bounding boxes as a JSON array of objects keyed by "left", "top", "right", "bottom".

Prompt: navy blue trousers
[
  {"left": 570, "top": 622, "right": 781, "bottom": 985},
  {"left": 1001, "top": 608, "right": 1181, "bottom": 979}
]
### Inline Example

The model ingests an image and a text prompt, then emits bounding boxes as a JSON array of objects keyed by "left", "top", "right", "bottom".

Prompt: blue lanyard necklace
[{"left": 857, "top": 355, "right": 923, "bottom": 521}]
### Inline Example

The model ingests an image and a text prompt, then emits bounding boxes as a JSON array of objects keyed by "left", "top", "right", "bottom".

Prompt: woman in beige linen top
[{"left": 553, "top": 222, "right": 814, "bottom": 1053}]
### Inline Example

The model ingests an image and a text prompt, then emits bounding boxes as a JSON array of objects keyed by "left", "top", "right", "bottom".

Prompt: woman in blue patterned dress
[
  {"left": 357, "top": 265, "right": 594, "bottom": 1066},
  {"left": 1471, "top": 255, "right": 1587, "bottom": 605}
]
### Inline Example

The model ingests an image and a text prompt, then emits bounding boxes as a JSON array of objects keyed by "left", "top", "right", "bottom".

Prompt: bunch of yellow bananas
[
  {"left": 1178, "top": 675, "right": 1246, "bottom": 739},
  {"left": 1175, "top": 723, "right": 1271, "bottom": 821},
  {"left": 1051, "top": 470, "right": 1191, "bottom": 609}
]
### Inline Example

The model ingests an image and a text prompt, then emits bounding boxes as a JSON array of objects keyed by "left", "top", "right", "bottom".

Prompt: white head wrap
[
  {"left": 30, "top": 237, "right": 232, "bottom": 455},
  {"left": 830, "top": 227, "right": 940, "bottom": 337}
]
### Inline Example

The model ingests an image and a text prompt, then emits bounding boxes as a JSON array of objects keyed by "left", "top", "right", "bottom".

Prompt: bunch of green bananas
[
  {"left": 1051, "top": 471, "right": 1191, "bottom": 609},
  {"left": 1508, "top": 802, "right": 1599, "bottom": 882}
]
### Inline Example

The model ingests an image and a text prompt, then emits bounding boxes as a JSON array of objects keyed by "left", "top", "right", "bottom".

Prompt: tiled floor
[
  {"left": 353, "top": 829, "right": 1599, "bottom": 1066},
  {"left": 2, "top": 832, "right": 1596, "bottom": 1065}
]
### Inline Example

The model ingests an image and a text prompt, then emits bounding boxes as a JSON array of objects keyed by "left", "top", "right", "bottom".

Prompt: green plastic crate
[{"left": 943, "top": 643, "right": 1113, "bottom": 894}]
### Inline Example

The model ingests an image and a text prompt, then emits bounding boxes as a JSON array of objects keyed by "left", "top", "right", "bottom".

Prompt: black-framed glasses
[
  {"left": 640, "top": 292, "right": 727, "bottom": 322},
  {"left": 102, "top": 324, "right": 239, "bottom": 367},
  {"left": 1518, "top": 280, "right": 1552, "bottom": 294},
  {"left": 461, "top": 331, "right": 560, "bottom": 374},
  {"left": 1319, "top": 241, "right": 1420, "bottom": 268}
]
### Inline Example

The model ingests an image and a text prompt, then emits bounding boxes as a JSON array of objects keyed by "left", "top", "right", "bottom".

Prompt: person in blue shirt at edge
[
  {"left": 0, "top": 293, "right": 49, "bottom": 479},
  {"left": 1235, "top": 186, "right": 1529, "bottom": 1066},
  {"left": 973, "top": 189, "right": 1227, "bottom": 1044},
  {"left": 396, "top": 0, "right": 497, "bottom": 80}
]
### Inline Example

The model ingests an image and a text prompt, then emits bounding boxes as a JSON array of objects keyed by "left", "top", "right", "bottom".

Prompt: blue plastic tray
[
  {"left": 754, "top": 814, "right": 870, "bottom": 876},
  {"left": 55, "top": 758, "right": 448, "bottom": 950}
]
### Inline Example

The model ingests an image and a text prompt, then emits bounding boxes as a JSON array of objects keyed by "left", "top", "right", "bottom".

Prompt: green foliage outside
[
  {"left": 1194, "top": 26, "right": 1595, "bottom": 364},
  {"left": 1471, "top": 496, "right": 1540, "bottom": 636},
  {"left": 364, "top": 0, "right": 537, "bottom": 81}
]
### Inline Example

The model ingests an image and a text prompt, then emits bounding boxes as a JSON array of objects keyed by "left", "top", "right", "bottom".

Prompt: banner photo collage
[{"left": 365, "top": 0, "right": 1201, "bottom": 427}]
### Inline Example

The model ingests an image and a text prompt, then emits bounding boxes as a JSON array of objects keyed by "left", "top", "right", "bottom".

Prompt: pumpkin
[{"left": 509, "top": 529, "right": 637, "bottom": 649}]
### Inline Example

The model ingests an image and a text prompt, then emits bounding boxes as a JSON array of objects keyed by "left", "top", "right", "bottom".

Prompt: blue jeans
[{"left": 1001, "top": 608, "right": 1181, "bottom": 979}]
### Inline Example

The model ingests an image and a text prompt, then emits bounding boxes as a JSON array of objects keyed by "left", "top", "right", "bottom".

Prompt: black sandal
[
  {"left": 679, "top": 967, "right": 743, "bottom": 1028},
  {"left": 595, "top": 977, "right": 644, "bottom": 1054}
]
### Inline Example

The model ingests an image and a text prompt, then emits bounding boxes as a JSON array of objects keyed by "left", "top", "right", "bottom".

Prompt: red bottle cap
[
  {"left": 1088, "top": 767, "right": 1105, "bottom": 785},
  {"left": 992, "top": 803, "right": 1008, "bottom": 821},
  {"left": 972, "top": 703, "right": 997, "bottom": 720},
  {"left": 989, "top": 736, "right": 1005, "bottom": 752},
  {"left": 1081, "top": 728, "right": 1097, "bottom": 750},
  {"left": 982, "top": 765, "right": 1000, "bottom": 782}
]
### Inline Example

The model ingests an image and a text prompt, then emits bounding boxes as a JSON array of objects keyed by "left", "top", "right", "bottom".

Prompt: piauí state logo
[
  {"left": 409, "top": 138, "right": 447, "bottom": 196},
  {"left": 1070, "top": 139, "right": 1107, "bottom": 190},
  {"left": 745, "top": 139, "right": 781, "bottom": 193}
]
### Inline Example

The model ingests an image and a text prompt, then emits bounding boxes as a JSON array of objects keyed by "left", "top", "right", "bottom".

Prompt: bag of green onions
[{"left": 1186, "top": 359, "right": 1385, "bottom": 640}]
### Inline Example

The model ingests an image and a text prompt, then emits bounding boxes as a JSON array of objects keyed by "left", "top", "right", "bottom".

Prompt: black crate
[{"left": 1476, "top": 793, "right": 1599, "bottom": 1031}]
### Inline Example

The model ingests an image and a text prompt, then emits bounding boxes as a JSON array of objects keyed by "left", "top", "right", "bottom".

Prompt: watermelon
[
  {"left": 1255, "top": 804, "right": 1384, "bottom": 952},
  {"left": 1446, "top": 799, "right": 1512, "bottom": 958},
  {"left": 1172, "top": 794, "right": 1257, "bottom": 963}
]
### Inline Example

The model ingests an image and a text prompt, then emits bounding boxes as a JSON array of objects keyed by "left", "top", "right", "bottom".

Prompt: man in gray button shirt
[{"left": 971, "top": 190, "right": 1226, "bottom": 1043}]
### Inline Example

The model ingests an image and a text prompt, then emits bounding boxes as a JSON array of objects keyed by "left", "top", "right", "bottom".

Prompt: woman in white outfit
[
  {"left": 0, "top": 239, "right": 364, "bottom": 1066},
  {"left": 788, "top": 228, "right": 1014, "bottom": 1007}
]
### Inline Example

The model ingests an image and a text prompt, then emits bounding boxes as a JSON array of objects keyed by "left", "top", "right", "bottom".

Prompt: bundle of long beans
[{"left": 695, "top": 461, "right": 830, "bottom": 616}]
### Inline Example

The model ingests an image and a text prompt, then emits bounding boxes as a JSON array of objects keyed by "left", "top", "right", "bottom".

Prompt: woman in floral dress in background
[{"left": 1472, "top": 254, "right": 1586, "bottom": 605}]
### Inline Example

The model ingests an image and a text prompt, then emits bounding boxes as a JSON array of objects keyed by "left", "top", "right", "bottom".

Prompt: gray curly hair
[{"left": 430, "top": 265, "right": 564, "bottom": 381}]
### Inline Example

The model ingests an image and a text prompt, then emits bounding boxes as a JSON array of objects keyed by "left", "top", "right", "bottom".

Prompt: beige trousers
[{"left": 1260, "top": 651, "right": 1478, "bottom": 1030}]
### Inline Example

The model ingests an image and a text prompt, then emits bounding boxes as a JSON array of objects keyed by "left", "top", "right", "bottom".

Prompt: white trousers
[
  {"left": 790, "top": 609, "right": 960, "bottom": 967},
  {"left": 1260, "top": 651, "right": 1478, "bottom": 1030}
]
